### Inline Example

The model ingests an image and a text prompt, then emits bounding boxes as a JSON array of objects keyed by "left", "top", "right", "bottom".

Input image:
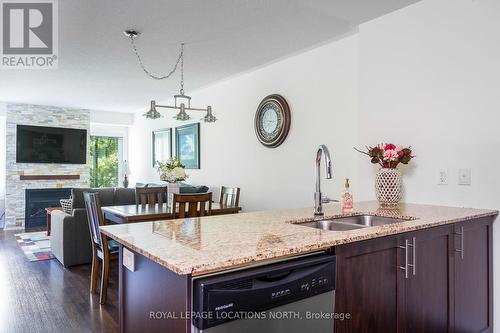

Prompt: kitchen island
[{"left": 100, "top": 201, "right": 497, "bottom": 333}]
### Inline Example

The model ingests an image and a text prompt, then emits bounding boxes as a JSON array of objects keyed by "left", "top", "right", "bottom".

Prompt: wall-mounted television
[{"left": 16, "top": 125, "right": 87, "bottom": 164}]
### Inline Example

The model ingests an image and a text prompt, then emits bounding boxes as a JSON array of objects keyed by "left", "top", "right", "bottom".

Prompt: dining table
[{"left": 102, "top": 202, "right": 242, "bottom": 224}]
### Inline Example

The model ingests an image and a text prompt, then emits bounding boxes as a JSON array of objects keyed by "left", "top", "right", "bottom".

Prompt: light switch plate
[
  {"left": 437, "top": 169, "right": 448, "bottom": 185},
  {"left": 123, "top": 247, "right": 135, "bottom": 272},
  {"left": 458, "top": 168, "right": 471, "bottom": 185}
]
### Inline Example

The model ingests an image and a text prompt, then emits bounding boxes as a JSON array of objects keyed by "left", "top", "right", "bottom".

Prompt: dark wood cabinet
[
  {"left": 335, "top": 235, "right": 400, "bottom": 333},
  {"left": 335, "top": 217, "right": 494, "bottom": 333},
  {"left": 397, "top": 225, "right": 454, "bottom": 333},
  {"left": 453, "top": 217, "right": 493, "bottom": 333}
]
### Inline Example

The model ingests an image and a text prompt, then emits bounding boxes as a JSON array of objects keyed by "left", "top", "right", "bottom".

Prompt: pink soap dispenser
[{"left": 340, "top": 178, "right": 353, "bottom": 213}]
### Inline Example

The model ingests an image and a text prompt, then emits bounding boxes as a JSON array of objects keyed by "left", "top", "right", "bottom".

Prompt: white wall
[
  {"left": 0, "top": 105, "right": 4, "bottom": 226},
  {"left": 0, "top": 103, "right": 7, "bottom": 199},
  {"left": 129, "top": 0, "right": 500, "bottom": 321},
  {"left": 90, "top": 110, "right": 134, "bottom": 126},
  {"left": 0, "top": 116, "right": 5, "bottom": 198},
  {"left": 130, "top": 35, "right": 360, "bottom": 211},
  {"left": 0, "top": 103, "right": 6, "bottom": 117},
  {"left": 356, "top": 0, "right": 500, "bottom": 325}
]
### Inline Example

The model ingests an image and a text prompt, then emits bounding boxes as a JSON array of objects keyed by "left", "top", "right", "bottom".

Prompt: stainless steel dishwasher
[{"left": 191, "top": 252, "right": 335, "bottom": 333}]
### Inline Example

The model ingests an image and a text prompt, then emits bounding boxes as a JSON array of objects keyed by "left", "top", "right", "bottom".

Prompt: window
[{"left": 90, "top": 136, "right": 123, "bottom": 188}]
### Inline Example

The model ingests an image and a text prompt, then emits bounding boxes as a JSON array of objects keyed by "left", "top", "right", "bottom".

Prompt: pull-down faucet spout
[{"left": 314, "top": 145, "right": 332, "bottom": 216}]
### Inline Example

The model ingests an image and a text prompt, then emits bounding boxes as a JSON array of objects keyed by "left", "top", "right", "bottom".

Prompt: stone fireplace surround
[{"left": 5, "top": 103, "right": 90, "bottom": 228}]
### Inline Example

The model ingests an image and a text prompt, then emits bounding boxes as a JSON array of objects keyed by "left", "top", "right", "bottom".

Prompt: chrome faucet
[{"left": 314, "top": 145, "right": 332, "bottom": 216}]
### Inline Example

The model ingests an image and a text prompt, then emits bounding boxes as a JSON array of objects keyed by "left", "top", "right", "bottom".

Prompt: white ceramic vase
[
  {"left": 375, "top": 168, "right": 403, "bottom": 207},
  {"left": 167, "top": 182, "right": 180, "bottom": 212}
]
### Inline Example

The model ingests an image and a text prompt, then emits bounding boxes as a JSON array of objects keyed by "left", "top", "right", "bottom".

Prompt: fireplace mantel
[{"left": 19, "top": 175, "right": 81, "bottom": 181}]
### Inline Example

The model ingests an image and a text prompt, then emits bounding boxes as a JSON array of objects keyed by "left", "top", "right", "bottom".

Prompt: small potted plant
[
  {"left": 355, "top": 144, "right": 414, "bottom": 206},
  {"left": 156, "top": 158, "right": 188, "bottom": 207}
]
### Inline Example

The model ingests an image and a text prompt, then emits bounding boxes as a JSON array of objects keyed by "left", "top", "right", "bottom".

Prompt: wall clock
[{"left": 254, "top": 94, "right": 291, "bottom": 148}]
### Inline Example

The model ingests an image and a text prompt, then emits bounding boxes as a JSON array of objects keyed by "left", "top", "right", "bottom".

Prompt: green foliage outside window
[{"left": 90, "top": 136, "right": 119, "bottom": 188}]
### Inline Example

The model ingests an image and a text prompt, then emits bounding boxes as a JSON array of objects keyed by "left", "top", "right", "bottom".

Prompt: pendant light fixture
[{"left": 125, "top": 30, "right": 217, "bottom": 123}]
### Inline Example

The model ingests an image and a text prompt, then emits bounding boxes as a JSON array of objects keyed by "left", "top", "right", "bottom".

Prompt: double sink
[{"left": 301, "top": 215, "right": 408, "bottom": 231}]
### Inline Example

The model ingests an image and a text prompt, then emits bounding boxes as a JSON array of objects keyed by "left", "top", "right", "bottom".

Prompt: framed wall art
[
  {"left": 152, "top": 128, "right": 172, "bottom": 166},
  {"left": 175, "top": 123, "right": 200, "bottom": 169}
]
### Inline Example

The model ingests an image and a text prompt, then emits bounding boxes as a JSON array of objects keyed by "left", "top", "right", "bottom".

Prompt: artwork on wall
[
  {"left": 175, "top": 123, "right": 200, "bottom": 169},
  {"left": 152, "top": 128, "right": 172, "bottom": 166}
]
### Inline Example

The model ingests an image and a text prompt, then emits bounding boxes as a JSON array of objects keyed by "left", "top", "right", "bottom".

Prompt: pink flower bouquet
[{"left": 355, "top": 143, "right": 414, "bottom": 169}]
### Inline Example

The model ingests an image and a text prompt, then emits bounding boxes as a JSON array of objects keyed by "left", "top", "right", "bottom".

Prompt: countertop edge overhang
[{"left": 100, "top": 201, "right": 498, "bottom": 276}]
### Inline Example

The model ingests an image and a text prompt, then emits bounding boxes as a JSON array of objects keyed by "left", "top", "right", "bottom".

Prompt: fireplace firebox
[{"left": 25, "top": 188, "right": 72, "bottom": 231}]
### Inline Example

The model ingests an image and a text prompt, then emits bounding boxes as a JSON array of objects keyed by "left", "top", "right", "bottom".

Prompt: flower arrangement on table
[
  {"left": 355, "top": 143, "right": 415, "bottom": 207},
  {"left": 156, "top": 157, "right": 188, "bottom": 183},
  {"left": 355, "top": 143, "right": 414, "bottom": 169}
]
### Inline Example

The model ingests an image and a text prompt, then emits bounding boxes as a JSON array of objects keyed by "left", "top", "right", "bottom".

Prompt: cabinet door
[
  {"left": 454, "top": 217, "right": 493, "bottom": 333},
  {"left": 335, "top": 235, "right": 399, "bottom": 333},
  {"left": 398, "top": 224, "right": 454, "bottom": 333}
]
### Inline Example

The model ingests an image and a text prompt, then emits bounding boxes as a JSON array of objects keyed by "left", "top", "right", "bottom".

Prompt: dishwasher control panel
[
  {"left": 271, "top": 288, "right": 291, "bottom": 299},
  {"left": 301, "top": 275, "right": 329, "bottom": 291},
  {"left": 192, "top": 253, "right": 336, "bottom": 330}
]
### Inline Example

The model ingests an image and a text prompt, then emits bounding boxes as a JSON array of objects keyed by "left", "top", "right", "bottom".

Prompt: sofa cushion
[
  {"left": 180, "top": 183, "right": 209, "bottom": 194},
  {"left": 145, "top": 183, "right": 163, "bottom": 188},
  {"left": 134, "top": 182, "right": 208, "bottom": 194},
  {"left": 71, "top": 188, "right": 90, "bottom": 209},
  {"left": 114, "top": 188, "right": 136, "bottom": 206},
  {"left": 71, "top": 187, "right": 116, "bottom": 209},
  {"left": 98, "top": 188, "right": 117, "bottom": 206}
]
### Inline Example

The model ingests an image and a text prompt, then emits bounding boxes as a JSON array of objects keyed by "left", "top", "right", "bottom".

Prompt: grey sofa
[
  {"left": 136, "top": 182, "right": 209, "bottom": 194},
  {"left": 51, "top": 187, "right": 136, "bottom": 267}
]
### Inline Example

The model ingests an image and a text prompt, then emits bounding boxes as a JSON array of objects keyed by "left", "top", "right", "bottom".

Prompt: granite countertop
[{"left": 99, "top": 201, "right": 497, "bottom": 276}]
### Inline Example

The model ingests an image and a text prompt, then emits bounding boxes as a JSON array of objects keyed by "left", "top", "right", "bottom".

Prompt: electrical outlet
[
  {"left": 437, "top": 169, "right": 448, "bottom": 185},
  {"left": 458, "top": 168, "right": 471, "bottom": 185},
  {"left": 123, "top": 247, "right": 135, "bottom": 272}
]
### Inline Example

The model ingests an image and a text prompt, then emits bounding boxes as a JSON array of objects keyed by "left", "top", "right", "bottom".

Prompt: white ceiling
[{"left": 0, "top": 0, "right": 419, "bottom": 113}]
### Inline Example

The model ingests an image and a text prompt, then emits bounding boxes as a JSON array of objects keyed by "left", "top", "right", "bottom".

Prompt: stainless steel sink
[
  {"left": 301, "top": 220, "right": 366, "bottom": 231},
  {"left": 300, "top": 215, "right": 408, "bottom": 231},
  {"left": 329, "top": 215, "right": 407, "bottom": 227}
]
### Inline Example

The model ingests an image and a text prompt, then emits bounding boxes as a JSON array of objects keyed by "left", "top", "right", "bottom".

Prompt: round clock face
[
  {"left": 260, "top": 102, "right": 281, "bottom": 138},
  {"left": 255, "top": 95, "right": 291, "bottom": 148}
]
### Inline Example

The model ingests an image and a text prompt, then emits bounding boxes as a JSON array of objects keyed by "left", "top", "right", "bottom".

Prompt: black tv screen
[{"left": 16, "top": 125, "right": 87, "bottom": 164}]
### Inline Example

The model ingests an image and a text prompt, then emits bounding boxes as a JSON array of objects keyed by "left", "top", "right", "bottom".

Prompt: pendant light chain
[
  {"left": 125, "top": 29, "right": 217, "bottom": 123},
  {"left": 129, "top": 35, "right": 183, "bottom": 81},
  {"left": 180, "top": 43, "right": 185, "bottom": 95}
]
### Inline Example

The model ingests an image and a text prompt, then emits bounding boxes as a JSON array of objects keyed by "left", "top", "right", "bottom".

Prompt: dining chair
[
  {"left": 83, "top": 192, "right": 118, "bottom": 304},
  {"left": 135, "top": 186, "right": 168, "bottom": 207},
  {"left": 219, "top": 186, "right": 240, "bottom": 207},
  {"left": 172, "top": 193, "right": 213, "bottom": 218}
]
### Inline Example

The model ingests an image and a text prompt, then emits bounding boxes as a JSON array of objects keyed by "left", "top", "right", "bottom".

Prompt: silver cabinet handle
[
  {"left": 399, "top": 239, "right": 409, "bottom": 279},
  {"left": 407, "top": 236, "right": 416, "bottom": 276},
  {"left": 455, "top": 226, "right": 464, "bottom": 259}
]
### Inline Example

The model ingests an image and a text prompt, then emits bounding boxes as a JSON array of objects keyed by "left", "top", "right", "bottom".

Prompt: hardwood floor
[{"left": 0, "top": 230, "right": 119, "bottom": 333}]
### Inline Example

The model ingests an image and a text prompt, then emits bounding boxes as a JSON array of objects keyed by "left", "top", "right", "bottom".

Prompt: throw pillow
[{"left": 60, "top": 198, "right": 73, "bottom": 214}]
